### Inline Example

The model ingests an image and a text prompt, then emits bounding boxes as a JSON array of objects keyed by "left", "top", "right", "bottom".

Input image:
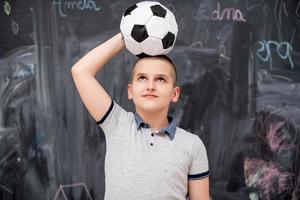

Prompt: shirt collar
[{"left": 134, "top": 114, "right": 177, "bottom": 140}]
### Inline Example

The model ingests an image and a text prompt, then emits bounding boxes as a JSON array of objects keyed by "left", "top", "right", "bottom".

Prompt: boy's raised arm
[{"left": 71, "top": 33, "right": 125, "bottom": 122}]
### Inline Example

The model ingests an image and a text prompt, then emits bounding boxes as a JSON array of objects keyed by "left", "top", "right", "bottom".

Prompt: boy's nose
[{"left": 147, "top": 80, "right": 156, "bottom": 91}]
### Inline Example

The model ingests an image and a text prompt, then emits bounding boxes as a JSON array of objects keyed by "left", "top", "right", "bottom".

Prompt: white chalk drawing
[{"left": 52, "top": 182, "right": 93, "bottom": 200}]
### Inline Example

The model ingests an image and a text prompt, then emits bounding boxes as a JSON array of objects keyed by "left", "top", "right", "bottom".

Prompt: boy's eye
[
  {"left": 137, "top": 75, "right": 146, "bottom": 81},
  {"left": 157, "top": 77, "right": 166, "bottom": 82}
]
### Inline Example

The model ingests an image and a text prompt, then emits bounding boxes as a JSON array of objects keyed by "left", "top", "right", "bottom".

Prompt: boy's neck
[{"left": 136, "top": 109, "right": 169, "bottom": 131}]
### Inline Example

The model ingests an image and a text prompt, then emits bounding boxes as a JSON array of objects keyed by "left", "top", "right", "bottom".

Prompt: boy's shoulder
[
  {"left": 174, "top": 126, "right": 202, "bottom": 142},
  {"left": 98, "top": 100, "right": 135, "bottom": 128},
  {"left": 173, "top": 127, "right": 207, "bottom": 156}
]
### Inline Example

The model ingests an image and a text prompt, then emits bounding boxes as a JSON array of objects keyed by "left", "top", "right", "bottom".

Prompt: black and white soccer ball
[{"left": 120, "top": 1, "right": 178, "bottom": 57}]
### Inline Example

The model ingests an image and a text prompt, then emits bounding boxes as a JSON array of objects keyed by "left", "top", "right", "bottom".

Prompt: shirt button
[
  {"left": 150, "top": 143, "right": 154, "bottom": 146},
  {"left": 151, "top": 133, "right": 154, "bottom": 137}
]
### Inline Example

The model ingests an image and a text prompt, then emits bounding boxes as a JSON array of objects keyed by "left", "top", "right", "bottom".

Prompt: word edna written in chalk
[{"left": 211, "top": 2, "right": 246, "bottom": 22}]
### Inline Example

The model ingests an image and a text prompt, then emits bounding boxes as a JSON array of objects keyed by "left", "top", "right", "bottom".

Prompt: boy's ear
[
  {"left": 127, "top": 84, "right": 133, "bottom": 100},
  {"left": 171, "top": 86, "right": 180, "bottom": 103}
]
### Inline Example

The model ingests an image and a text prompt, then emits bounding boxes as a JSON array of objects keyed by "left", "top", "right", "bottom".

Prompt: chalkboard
[{"left": 0, "top": 0, "right": 300, "bottom": 199}]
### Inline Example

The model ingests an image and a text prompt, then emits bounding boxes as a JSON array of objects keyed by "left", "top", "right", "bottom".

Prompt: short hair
[{"left": 130, "top": 55, "right": 177, "bottom": 86}]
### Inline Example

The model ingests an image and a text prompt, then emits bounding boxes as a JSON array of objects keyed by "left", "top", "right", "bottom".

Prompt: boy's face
[{"left": 127, "top": 57, "right": 180, "bottom": 114}]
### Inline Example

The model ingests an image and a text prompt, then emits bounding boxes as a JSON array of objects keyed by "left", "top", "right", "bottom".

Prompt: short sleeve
[
  {"left": 96, "top": 100, "right": 130, "bottom": 141},
  {"left": 188, "top": 136, "right": 209, "bottom": 180}
]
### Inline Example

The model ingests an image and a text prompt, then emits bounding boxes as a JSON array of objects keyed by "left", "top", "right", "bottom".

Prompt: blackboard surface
[{"left": 1, "top": 0, "right": 300, "bottom": 199}]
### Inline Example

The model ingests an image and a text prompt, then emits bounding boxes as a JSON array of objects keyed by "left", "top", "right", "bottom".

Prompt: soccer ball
[{"left": 120, "top": 1, "right": 178, "bottom": 57}]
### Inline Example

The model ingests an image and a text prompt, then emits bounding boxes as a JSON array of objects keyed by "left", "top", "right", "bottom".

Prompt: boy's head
[
  {"left": 127, "top": 55, "right": 180, "bottom": 114},
  {"left": 129, "top": 55, "right": 177, "bottom": 86}
]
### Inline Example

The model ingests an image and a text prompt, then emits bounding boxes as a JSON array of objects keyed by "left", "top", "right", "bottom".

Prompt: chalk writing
[
  {"left": 291, "top": 28, "right": 296, "bottom": 45},
  {"left": 13, "top": 64, "right": 35, "bottom": 78},
  {"left": 274, "top": 0, "right": 286, "bottom": 28},
  {"left": 189, "top": 41, "right": 204, "bottom": 48},
  {"left": 244, "top": 158, "right": 293, "bottom": 200},
  {"left": 266, "top": 121, "right": 296, "bottom": 152},
  {"left": 245, "top": 0, "right": 263, "bottom": 11},
  {"left": 219, "top": 45, "right": 230, "bottom": 60},
  {"left": 0, "top": 184, "right": 13, "bottom": 194},
  {"left": 11, "top": 19, "right": 19, "bottom": 35},
  {"left": 255, "top": 40, "right": 294, "bottom": 69},
  {"left": 4, "top": 1, "right": 11, "bottom": 15},
  {"left": 52, "top": 182, "right": 93, "bottom": 200},
  {"left": 52, "top": 0, "right": 101, "bottom": 18},
  {"left": 194, "top": 0, "right": 210, "bottom": 21},
  {"left": 283, "top": 1, "right": 288, "bottom": 17},
  {"left": 296, "top": 1, "right": 300, "bottom": 18},
  {"left": 211, "top": 2, "right": 247, "bottom": 22},
  {"left": 249, "top": 192, "right": 259, "bottom": 200}
]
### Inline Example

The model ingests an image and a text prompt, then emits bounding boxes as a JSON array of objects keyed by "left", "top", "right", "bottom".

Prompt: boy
[{"left": 71, "top": 33, "right": 209, "bottom": 200}]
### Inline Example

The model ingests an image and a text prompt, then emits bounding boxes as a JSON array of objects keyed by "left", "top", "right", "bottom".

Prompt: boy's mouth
[{"left": 143, "top": 94, "right": 158, "bottom": 98}]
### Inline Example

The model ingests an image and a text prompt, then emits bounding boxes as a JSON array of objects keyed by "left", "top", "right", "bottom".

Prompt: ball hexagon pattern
[{"left": 120, "top": 1, "right": 178, "bottom": 57}]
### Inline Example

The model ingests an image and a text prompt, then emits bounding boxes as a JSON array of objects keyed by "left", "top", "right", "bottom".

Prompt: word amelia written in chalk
[{"left": 52, "top": 0, "right": 101, "bottom": 17}]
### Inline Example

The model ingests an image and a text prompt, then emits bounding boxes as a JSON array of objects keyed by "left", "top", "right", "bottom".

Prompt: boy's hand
[{"left": 71, "top": 33, "right": 125, "bottom": 122}]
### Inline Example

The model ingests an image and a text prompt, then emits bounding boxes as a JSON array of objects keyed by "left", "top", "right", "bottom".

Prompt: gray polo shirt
[{"left": 97, "top": 101, "right": 209, "bottom": 200}]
